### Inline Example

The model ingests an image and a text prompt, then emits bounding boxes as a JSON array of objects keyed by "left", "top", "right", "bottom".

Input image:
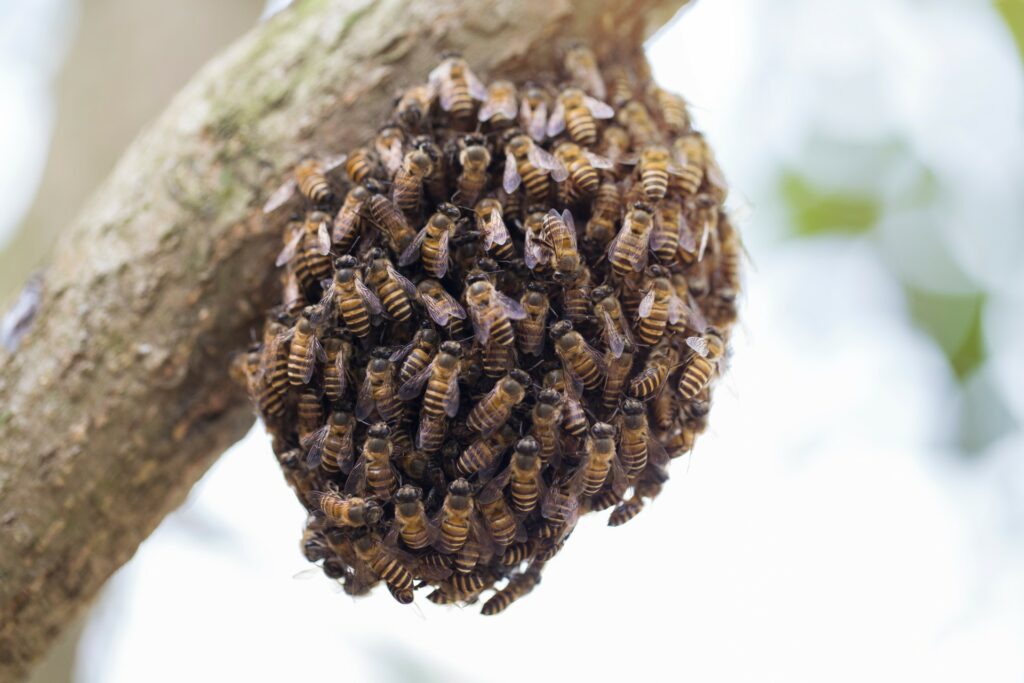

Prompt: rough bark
[{"left": 0, "top": 0, "right": 690, "bottom": 678}]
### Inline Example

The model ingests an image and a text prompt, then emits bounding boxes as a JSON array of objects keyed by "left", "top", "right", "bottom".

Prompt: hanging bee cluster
[{"left": 242, "top": 44, "right": 741, "bottom": 614}]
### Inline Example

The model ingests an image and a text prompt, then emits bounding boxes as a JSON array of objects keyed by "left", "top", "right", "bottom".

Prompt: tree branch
[{"left": 0, "top": 0, "right": 690, "bottom": 677}]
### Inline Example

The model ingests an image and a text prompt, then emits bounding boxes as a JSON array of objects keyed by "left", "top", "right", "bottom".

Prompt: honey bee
[
  {"left": 311, "top": 491, "right": 382, "bottom": 527},
  {"left": 481, "top": 567, "right": 541, "bottom": 615},
  {"left": 553, "top": 141, "right": 614, "bottom": 200},
  {"left": 346, "top": 422, "right": 398, "bottom": 499},
  {"left": 547, "top": 87, "right": 614, "bottom": 147},
  {"left": 503, "top": 133, "right": 567, "bottom": 202},
  {"left": 430, "top": 570, "right": 497, "bottom": 603},
  {"left": 434, "top": 478, "right": 475, "bottom": 554},
  {"left": 464, "top": 275, "right": 528, "bottom": 347},
  {"left": 294, "top": 157, "right": 337, "bottom": 205},
  {"left": 637, "top": 267, "right": 688, "bottom": 346},
  {"left": 617, "top": 100, "right": 661, "bottom": 147},
  {"left": 456, "top": 424, "right": 516, "bottom": 477},
  {"left": 629, "top": 339, "right": 678, "bottom": 400},
  {"left": 600, "top": 124, "right": 632, "bottom": 163},
  {"left": 540, "top": 481, "right": 580, "bottom": 528},
  {"left": 428, "top": 54, "right": 488, "bottom": 128},
  {"left": 530, "top": 388, "right": 563, "bottom": 463},
  {"left": 416, "top": 279, "right": 467, "bottom": 335},
  {"left": 455, "top": 138, "right": 492, "bottom": 206},
  {"left": 650, "top": 198, "right": 686, "bottom": 265},
  {"left": 519, "top": 82, "right": 551, "bottom": 142},
  {"left": 323, "top": 255, "right": 382, "bottom": 338},
  {"left": 474, "top": 198, "right": 513, "bottom": 260},
  {"left": 399, "top": 203, "right": 460, "bottom": 279},
  {"left": 332, "top": 186, "right": 369, "bottom": 253},
  {"left": 542, "top": 208, "right": 583, "bottom": 276},
  {"left": 564, "top": 43, "right": 606, "bottom": 99},
  {"left": 678, "top": 328, "right": 725, "bottom": 400},
  {"left": 603, "top": 64, "right": 635, "bottom": 109},
  {"left": 587, "top": 487, "right": 622, "bottom": 513},
  {"left": 374, "top": 123, "right": 406, "bottom": 176},
  {"left": 618, "top": 398, "right": 663, "bottom": 477},
  {"left": 522, "top": 208, "right": 553, "bottom": 272},
  {"left": 515, "top": 282, "right": 550, "bottom": 356},
  {"left": 394, "top": 84, "right": 435, "bottom": 132},
  {"left": 392, "top": 147, "right": 433, "bottom": 217},
  {"left": 363, "top": 247, "right": 417, "bottom": 322},
  {"left": 399, "top": 340, "right": 463, "bottom": 420},
  {"left": 478, "top": 79, "right": 518, "bottom": 128},
  {"left": 550, "top": 320, "right": 605, "bottom": 392},
  {"left": 607, "top": 202, "right": 655, "bottom": 277},
  {"left": 543, "top": 368, "right": 589, "bottom": 437},
  {"left": 591, "top": 285, "right": 635, "bottom": 358},
  {"left": 481, "top": 339, "right": 516, "bottom": 379},
  {"left": 286, "top": 307, "right": 326, "bottom": 386},
  {"left": 367, "top": 189, "right": 418, "bottom": 257},
  {"left": 556, "top": 263, "right": 593, "bottom": 324},
  {"left": 253, "top": 318, "right": 290, "bottom": 419},
  {"left": 352, "top": 533, "right": 415, "bottom": 604},
  {"left": 671, "top": 132, "right": 708, "bottom": 197},
  {"left": 391, "top": 323, "right": 439, "bottom": 386},
  {"left": 713, "top": 216, "right": 742, "bottom": 299},
  {"left": 650, "top": 86, "right": 691, "bottom": 134},
  {"left": 466, "top": 369, "right": 529, "bottom": 436},
  {"left": 601, "top": 339, "right": 635, "bottom": 413},
  {"left": 297, "top": 388, "right": 323, "bottom": 441},
  {"left": 392, "top": 485, "right": 436, "bottom": 551},
  {"left": 345, "top": 146, "right": 380, "bottom": 184},
  {"left": 356, "top": 349, "right": 405, "bottom": 427},
  {"left": 585, "top": 179, "right": 623, "bottom": 248},
  {"left": 499, "top": 540, "right": 536, "bottom": 567},
  {"left": 497, "top": 436, "right": 544, "bottom": 514},
  {"left": 687, "top": 193, "right": 720, "bottom": 262},
  {"left": 304, "top": 410, "right": 356, "bottom": 474},
  {"left": 608, "top": 463, "right": 669, "bottom": 526},
  {"left": 276, "top": 212, "right": 332, "bottom": 290},
  {"left": 477, "top": 479, "right": 525, "bottom": 548},
  {"left": 571, "top": 421, "right": 626, "bottom": 497}
]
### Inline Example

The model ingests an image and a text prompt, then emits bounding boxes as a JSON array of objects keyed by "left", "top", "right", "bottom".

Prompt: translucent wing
[
  {"left": 497, "top": 96, "right": 518, "bottom": 121},
  {"left": 481, "top": 209, "right": 510, "bottom": 250},
  {"left": 344, "top": 457, "right": 367, "bottom": 496},
  {"left": 546, "top": 100, "right": 566, "bottom": 137},
  {"left": 316, "top": 220, "right": 331, "bottom": 255},
  {"left": 638, "top": 289, "right": 656, "bottom": 319},
  {"left": 478, "top": 99, "right": 500, "bottom": 122},
  {"left": 300, "top": 336, "right": 321, "bottom": 384},
  {"left": 686, "top": 335, "right": 710, "bottom": 358},
  {"left": 469, "top": 304, "right": 495, "bottom": 345},
  {"left": 609, "top": 458, "right": 629, "bottom": 497},
  {"left": 302, "top": 426, "right": 329, "bottom": 467},
  {"left": 583, "top": 337, "right": 608, "bottom": 375},
  {"left": 684, "top": 294, "right": 708, "bottom": 333},
  {"left": 503, "top": 152, "right": 522, "bottom": 193},
  {"left": 698, "top": 218, "right": 711, "bottom": 262},
  {"left": 494, "top": 289, "right": 527, "bottom": 320},
  {"left": 584, "top": 96, "right": 614, "bottom": 119},
  {"left": 435, "top": 228, "right": 450, "bottom": 279},
  {"left": 399, "top": 227, "right": 428, "bottom": 267},
  {"left": 398, "top": 361, "right": 433, "bottom": 401},
  {"left": 334, "top": 343, "right": 349, "bottom": 396},
  {"left": 386, "top": 263, "right": 418, "bottom": 297},
  {"left": 465, "top": 68, "right": 488, "bottom": 101},
  {"left": 524, "top": 226, "right": 548, "bottom": 270},
  {"left": 263, "top": 179, "right": 297, "bottom": 214},
  {"left": 443, "top": 378, "right": 461, "bottom": 418},
  {"left": 321, "top": 153, "right": 348, "bottom": 175},
  {"left": 678, "top": 214, "right": 697, "bottom": 253},
  {"left": 646, "top": 438, "right": 670, "bottom": 468},
  {"left": 529, "top": 145, "right": 568, "bottom": 182},
  {"left": 382, "top": 140, "right": 403, "bottom": 176},
  {"left": 529, "top": 101, "right": 548, "bottom": 142},
  {"left": 389, "top": 336, "right": 419, "bottom": 362},
  {"left": 356, "top": 374, "right": 376, "bottom": 420},
  {"left": 560, "top": 208, "right": 576, "bottom": 237},
  {"left": 667, "top": 296, "right": 686, "bottom": 325},
  {"left": 275, "top": 227, "right": 304, "bottom": 267},
  {"left": 421, "top": 290, "right": 465, "bottom": 326},
  {"left": 355, "top": 278, "right": 383, "bottom": 315},
  {"left": 584, "top": 151, "right": 615, "bottom": 169},
  {"left": 333, "top": 206, "right": 360, "bottom": 245},
  {"left": 603, "top": 311, "right": 625, "bottom": 359}
]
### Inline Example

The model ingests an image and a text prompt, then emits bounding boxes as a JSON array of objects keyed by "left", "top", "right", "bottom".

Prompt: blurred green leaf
[
  {"left": 902, "top": 285, "right": 987, "bottom": 381},
  {"left": 779, "top": 171, "right": 881, "bottom": 237},
  {"left": 996, "top": 0, "right": 1024, "bottom": 65}
]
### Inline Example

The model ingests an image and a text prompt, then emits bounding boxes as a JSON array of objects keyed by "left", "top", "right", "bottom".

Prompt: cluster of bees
[{"left": 241, "top": 45, "right": 741, "bottom": 614}]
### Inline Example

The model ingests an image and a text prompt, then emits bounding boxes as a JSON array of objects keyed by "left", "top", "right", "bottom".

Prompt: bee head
[
  {"left": 362, "top": 500, "right": 383, "bottom": 525},
  {"left": 439, "top": 340, "right": 463, "bottom": 357},
  {"left": 622, "top": 398, "right": 644, "bottom": 415},
  {"left": 538, "top": 388, "right": 561, "bottom": 406},
  {"left": 514, "top": 436, "right": 540, "bottom": 457},
  {"left": 367, "top": 422, "right": 391, "bottom": 439},
  {"left": 449, "top": 478, "right": 472, "bottom": 497},
  {"left": 549, "top": 320, "right": 573, "bottom": 339},
  {"left": 335, "top": 254, "right": 359, "bottom": 270},
  {"left": 395, "top": 485, "right": 422, "bottom": 504},
  {"left": 509, "top": 368, "right": 532, "bottom": 388},
  {"left": 591, "top": 422, "right": 615, "bottom": 439}
]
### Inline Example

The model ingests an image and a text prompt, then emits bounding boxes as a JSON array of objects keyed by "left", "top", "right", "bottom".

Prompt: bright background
[{"left": 3, "top": 1, "right": 1023, "bottom": 681}]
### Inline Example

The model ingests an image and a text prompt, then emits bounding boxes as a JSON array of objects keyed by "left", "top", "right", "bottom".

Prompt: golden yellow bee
[
  {"left": 356, "top": 349, "right": 405, "bottom": 427},
  {"left": 651, "top": 198, "right": 686, "bottom": 265},
  {"left": 323, "top": 255, "right": 382, "bottom": 338},
  {"left": 367, "top": 188, "right": 418, "bottom": 257},
  {"left": 457, "top": 425, "right": 517, "bottom": 477},
  {"left": 543, "top": 368, "right": 589, "bottom": 437},
  {"left": 609, "top": 463, "right": 669, "bottom": 527},
  {"left": 586, "top": 179, "right": 624, "bottom": 248},
  {"left": 556, "top": 263, "right": 593, "bottom": 324},
  {"left": 416, "top": 278, "right": 467, "bottom": 336},
  {"left": 550, "top": 320, "right": 605, "bottom": 392},
  {"left": 429, "top": 570, "right": 497, "bottom": 603},
  {"left": 434, "top": 478, "right": 475, "bottom": 554},
  {"left": 374, "top": 123, "right": 406, "bottom": 176},
  {"left": 474, "top": 197, "right": 513, "bottom": 260},
  {"left": 399, "top": 203, "right": 459, "bottom": 279},
  {"left": 303, "top": 410, "right": 356, "bottom": 474},
  {"left": 601, "top": 339, "right": 635, "bottom": 413},
  {"left": 553, "top": 141, "right": 614, "bottom": 200},
  {"left": 294, "top": 157, "right": 336, "bottom": 205},
  {"left": 607, "top": 202, "right": 655, "bottom": 277},
  {"left": 428, "top": 54, "right": 488, "bottom": 128},
  {"left": 617, "top": 100, "right": 661, "bottom": 147},
  {"left": 627, "top": 145, "right": 684, "bottom": 202},
  {"left": 455, "top": 138, "right": 492, "bottom": 206},
  {"left": 530, "top": 389, "right": 563, "bottom": 463},
  {"left": 617, "top": 398, "right": 662, "bottom": 478},
  {"left": 519, "top": 82, "right": 552, "bottom": 142},
  {"left": 547, "top": 87, "right": 615, "bottom": 146},
  {"left": 399, "top": 340, "right": 463, "bottom": 421},
  {"left": 603, "top": 64, "right": 635, "bottom": 109},
  {"left": 495, "top": 436, "right": 544, "bottom": 514},
  {"left": 481, "top": 567, "right": 541, "bottom": 615},
  {"left": 571, "top": 421, "right": 626, "bottom": 497},
  {"left": 286, "top": 307, "right": 326, "bottom": 386},
  {"left": 477, "top": 480, "right": 525, "bottom": 548},
  {"left": 464, "top": 275, "right": 528, "bottom": 347},
  {"left": 392, "top": 147, "right": 433, "bottom": 217},
  {"left": 600, "top": 124, "right": 632, "bottom": 163},
  {"left": 391, "top": 323, "right": 439, "bottom": 386},
  {"left": 478, "top": 79, "right": 518, "bottom": 128},
  {"left": 637, "top": 267, "right": 688, "bottom": 346},
  {"left": 564, "top": 43, "right": 606, "bottom": 99},
  {"left": 503, "top": 133, "right": 567, "bottom": 202},
  {"left": 466, "top": 369, "right": 529, "bottom": 436},
  {"left": 542, "top": 208, "right": 583, "bottom": 276},
  {"left": 392, "top": 485, "right": 436, "bottom": 551},
  {"left": 394, "top": 84, "right": 434, "bottom": 132},
  {"left": 253, "top": 318, "right": 290, "bottom": 419},
  {"left": 352, "top": 533, "right": 415, "bottom": 604},
  {"left": 591, "top": 285, "right": 635, "bottom": 359},
  {"left": 345, "top": 146, "right": 380, "bottom": 184},
  {"left": 515, "top": 282, "right": 550, "bottom": 356},
  {"left": 331, "top": 185, "right": 369, "bottom": 253},
  {"left": 629, "top": 339, "right": 678, "bottom": 400},
  {"left": 650, "top": 85, "right": 691, "bottom": 134},
  {"left": 311, "top": 491, "right": 382, "bottom": 527},
  {"left": 671, "top": 132, "right": 707, "bottom": 197},
  {"left": 678, "top": 328, "right": 726, "bottom": 400},
  {"left": 296, "top": 388, "right": 323, "bottom": 442},
  {"left": 364, "top": 247, "right": 418, "bottom": 323},
  {"left": 686, "top": 192, "right": 721, "bottom": 263},
  {"left": 276, "top": 212, "right": 332, "bottom": 291},
  {"left": 346, "top": 422, "right": 398, "bottom": 499}
]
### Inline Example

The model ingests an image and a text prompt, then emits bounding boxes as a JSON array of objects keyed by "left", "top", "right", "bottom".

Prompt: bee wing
[
  {"left": 560, "top": 208, "right": 576, "bottom": 239},
  {"left": 435, "top": 228, "right": 450, "bottom": 279},
  {"left": 263, "top": 178, "right": 297, "bottom": 214},
  {"left": 275, "top": 227, "right": 304, "bottom": 267},
  {"left": 356, "top": 374, "right": 376, "bottom": 420},
  {"left": 698, "top": 218, "right": 711, "bottom": 262},
  {"left": 386, "top": 263, "right": 418, "bottom": 297},
  {"left": 302, "top": 425, "right": 330, "bottom": 467},
  {"left": 498, "top": 96, "right": 519, "bottom": 121},
  {"left": 398, "top": 227, "right": 429, "bottom": 267},
  {"left": 530, "top": 101, "right": 548, "bottom": 142},
  {"left": 646, "top": 437, "right": 670, "bottom": 469},
  {"left": 609, "top": 458, "right": 629, "bottom": 497},
  {"left": 686, "top": 335, "right": 710, "bottom": 358},
  {"left": 529, "top": 145, "right": 568, "bottom": 182},
  {"left": 524, "top": 226, "right": 548, "bottom": 270},
  {"left": 299, "top": 337, "right": 320, "bottom": 384},
  {"left": 333, "top": 207, "right": 359, "bottom": 245},
  {"left": 465, "top": 68, "right": 489, "bottom": 101},
  {"left": 355, "top": 278, "right": 383, "bottom": 315},
  {"left": 321, "top": 153, "right": 348, "bottom": 175},
  {"left": 706, "top": 157, "right": 728, "bottom": 193},
  {"left": 398, "top": 361, "right": 433, "bottom": 401},
  {"left": 422, "top": 289, "right": 466, "bottom": 326},
  {"left": 584, "top": 151, "right": 615, "bottom": 169},
  {"left": 684, "top": 294, "right": 708, "bottom": 333},
  {"left": 344, "top": 456, "right": 367, "bottom": 496},
  {"left": 389, "top": 336, "right": 418, "bottom": 362},
  {"left": 333, "top": 345, "right": 349, "bottom": 396},
  {"left": 478, "top": 97, "right": 500, "bottom": 122},
  {"left": 503, "top": 152, "right": 522, "bottom": 193},
  {"left": 584, "top": 95, "right": 615, "bottom": 119},
  {"left": 583, "top": 337, "right": 608, "bottom": 375},
  {"left": 618, "top": 153, "right": 640, "bottom": 166},
  {"left": 606, "top": 227, "right": 623, "bottom": 263},
  {"left": 546, "top": 100, "right": 566, "bottom": 137},
  {"left": 315, "top": 219, "right": 331, "bottom": 255},
  {"left": 469, "top": 304, "right": 495, "bottom": 345},
  {"left": 638, "top": 289, "right": 656, "bottom": 319},
  {"left": 678, "top": 215, "right": 697, "bottom": 253},
  {"left": 481, "top": 209, "right": 510, "bottom": 249},
  {"left": 494, "top": 289, "right": 528, "bottom": 320},
  {"left": 668, "top": 296, "right": 686, "bottom": 325},
  {"left": 602, "top": 310, "right": 626, "bottom": 359}
]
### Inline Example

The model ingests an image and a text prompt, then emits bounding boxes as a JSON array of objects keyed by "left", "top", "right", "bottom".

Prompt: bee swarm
[{"left": 245, "top": 45, "right": 740, "bottom": 614}]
